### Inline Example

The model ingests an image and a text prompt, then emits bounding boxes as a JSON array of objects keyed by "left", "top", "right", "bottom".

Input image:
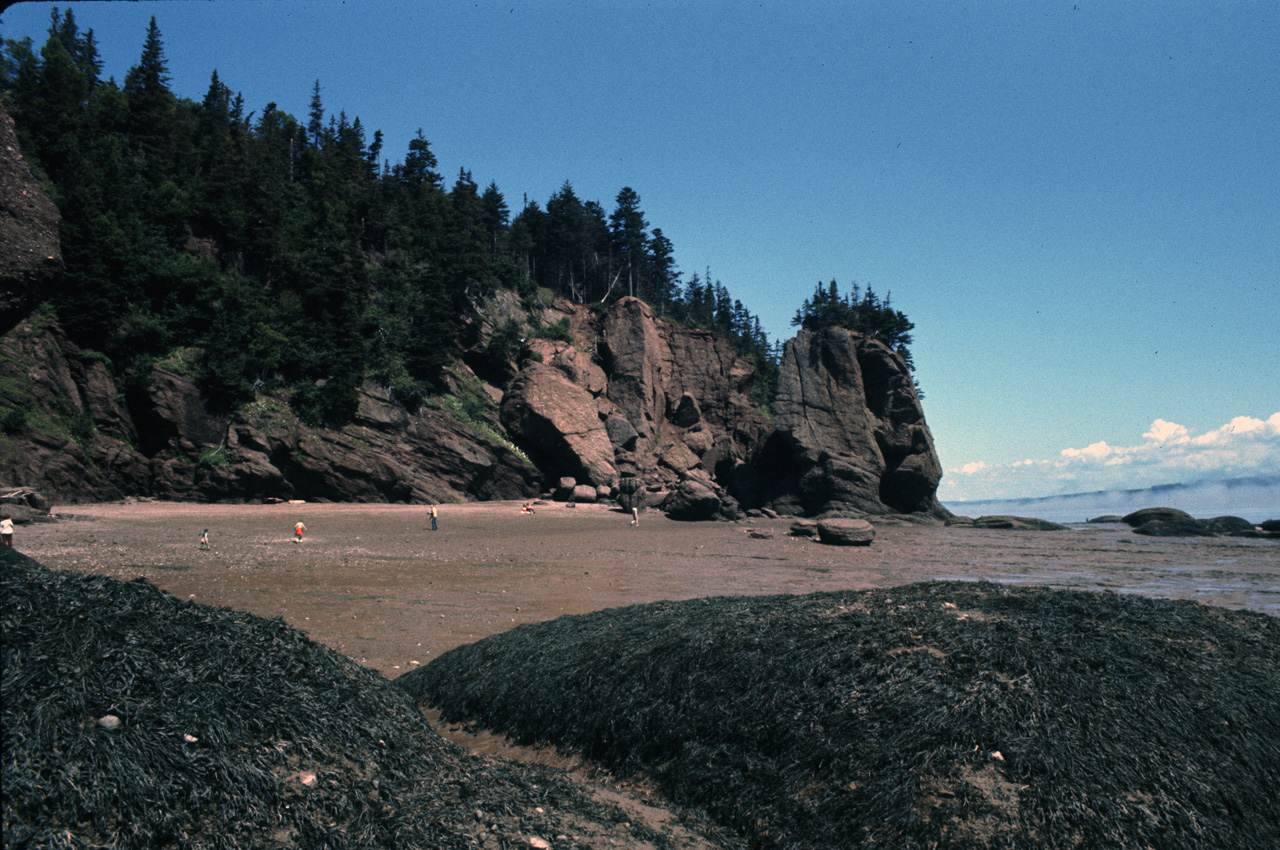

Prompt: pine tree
[
  {"left": 546, "top": 181, "right": 588, "bottom": 301},
  {"left": 646, "top": 228, "right": 680, "bottom": 317},
  {"left": 480, "top": 181, "right": 509, "bottom": 258},
  {"left": 609, "top": 187, "right": 648, "bottom": 299},
  {"left": 123, "top": 16, "right": 173, "bottom": 163}
]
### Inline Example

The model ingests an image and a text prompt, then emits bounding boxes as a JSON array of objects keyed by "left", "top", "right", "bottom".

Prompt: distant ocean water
[{"left": 942, "top": 475, "right": 1280, "bottom": 525}]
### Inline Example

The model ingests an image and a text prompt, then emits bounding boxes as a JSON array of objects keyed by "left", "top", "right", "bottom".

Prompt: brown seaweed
[
  {"left": 1, "top": 547, "right": 738, "bottom": 849},
  {"left": 400, "top": 581, "right": 1280, "bottom": 849}
]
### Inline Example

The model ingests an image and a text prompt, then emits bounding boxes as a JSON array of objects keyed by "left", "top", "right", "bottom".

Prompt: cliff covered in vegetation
[{"left": 1, "top": 14, "right": 944, "bottom": 519}]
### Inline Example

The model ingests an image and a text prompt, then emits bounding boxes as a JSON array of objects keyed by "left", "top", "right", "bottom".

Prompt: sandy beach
[{"left": 11, "top": 500, "right": 1277, "bottom": 680}]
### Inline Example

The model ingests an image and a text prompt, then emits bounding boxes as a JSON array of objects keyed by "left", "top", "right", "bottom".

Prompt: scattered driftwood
[
  {"left": 401, "top": 582, "right": 1280, "bottom": 850},
  {"left": 1, "top": 548, "right": 736, "bottom": 849}
]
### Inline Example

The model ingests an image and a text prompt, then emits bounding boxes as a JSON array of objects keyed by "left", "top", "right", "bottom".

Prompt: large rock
[
  {"left": 972, "top": 515, "right": 1069, "bottom": 531},
  {"left": 1122, "top": 507, "right": 1195, "bottom": 527},
  {"left": 500, "top": 364, "right": 618, "bottom": 489},
  {"left": 604, "top": 413, "right": 639, "bottom": 451},
  {"left": 662, "top": 478, "right": 723, "bottom": 521},
  {"left": 0, "top": 104, "right": 62, "bottom": 335},
  {"left": 816, "top": 518, "right": 876, "bottom": 546},
  {"left": 764, "top": 327, "right": 947, "bottom": 518}
]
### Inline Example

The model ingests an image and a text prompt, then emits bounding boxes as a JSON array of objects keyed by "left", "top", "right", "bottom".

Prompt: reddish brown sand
[{"left": 15, "top": 500, "right": 1279, "bottom": 682}]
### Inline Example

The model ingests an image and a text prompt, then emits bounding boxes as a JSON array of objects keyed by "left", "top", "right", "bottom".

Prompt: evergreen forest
[{"left": 2, "top": 11, "right": 915, "bottom": 426}]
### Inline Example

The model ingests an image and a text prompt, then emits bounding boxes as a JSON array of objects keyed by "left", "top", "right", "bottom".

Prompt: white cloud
[
  {"left": 1191, "top": 415, "right": 1267, "bottom": 446},
  {"left": 1061, "top": 440, "right": 1114, "bottom": 460},
  {"left": 945, "top": 412, "right": 1280, "bottom": 503},
  {"left": 1144, "top": 419, "right": 1189, "bottom": 444}
]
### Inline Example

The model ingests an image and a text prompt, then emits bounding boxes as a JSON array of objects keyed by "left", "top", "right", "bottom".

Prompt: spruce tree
[{"left": 609, "top": 186, "right": 648, "bottom": 299}]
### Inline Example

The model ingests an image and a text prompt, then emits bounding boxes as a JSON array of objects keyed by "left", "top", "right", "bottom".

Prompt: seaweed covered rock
[
  {"left": 1132, "top": 517, "right": 1212, "bottom": 537},
  {"left": 1, "top": 548, "right": 731, "bottom": 850},
  {"left": 400, "top": 582, "right": 1280, "bottom": 850},
  {"left": 1122, "top": 506, "right": 1195, "bottom": 527},
  {"left": 972, "top": 515, "right": 1069, "bottom": 531}
]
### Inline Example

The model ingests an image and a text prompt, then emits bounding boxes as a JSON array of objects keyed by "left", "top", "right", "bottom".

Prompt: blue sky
[{"left": 3, "top": 0, "right": 1277, "bottom": 506}]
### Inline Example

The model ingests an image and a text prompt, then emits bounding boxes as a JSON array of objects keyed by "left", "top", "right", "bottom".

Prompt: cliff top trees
[
  {"left": 792, "top": 280, "right": 916, "bottom": 370},
  {"left": 1, "top": 16, "right": 916, "bottom": 424}
]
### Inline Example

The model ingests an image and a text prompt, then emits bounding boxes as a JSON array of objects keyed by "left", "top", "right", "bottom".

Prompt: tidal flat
[{"left": 16, "top": 500, "right": 1278, "bottom": 679}]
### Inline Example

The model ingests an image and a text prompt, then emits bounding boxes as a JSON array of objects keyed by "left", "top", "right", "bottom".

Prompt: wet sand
[{"left": 14, "top": 500, "right": 1279, "bottom": 679}]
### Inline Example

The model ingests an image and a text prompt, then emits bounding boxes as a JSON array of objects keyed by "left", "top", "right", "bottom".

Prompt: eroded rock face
[
  {"left": 3, "top": 268, "right": 947, "bottom": 517},
  {"left": 0, "top": 105, "right": 62, "bottom": 335},
  {"left": 0, "top": 317, "right": 149, "bottom": 503},
  {"left": 597, "top": 297, "right": 772, "bottom": 513},
  {"left": 0, "top": 319, "right": 542, "bottom": 504},
  {"left": 500, "top": 364, "right": 618, "bottom": 489},
  {"left": 765, "top": 327, "right": 947, "bottom": 518}
]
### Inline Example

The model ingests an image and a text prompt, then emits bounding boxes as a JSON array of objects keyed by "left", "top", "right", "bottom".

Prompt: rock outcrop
[
  {"left": 0, "top": 105, "right": 62, "bottom": 335},
  {"left": 760, "top": 326, "right": 948, "bottom": 519},
  {"left": 0, "top": 316, "right": 150, "bottom": 502},
  {"left": 499, "top": 364, "right": 618, "bottom": 489},
  {"left": 0, "top": 316, "right": 542, "bottom": 505},
  {"left": 594, "top": 297, "right": 773, "bottom": 517},
  {"left": 2, "top": 293, "right": 952, "bottom": 520},
  {"left": 1, "top": 122, "right": 949, "bottom": 520}
]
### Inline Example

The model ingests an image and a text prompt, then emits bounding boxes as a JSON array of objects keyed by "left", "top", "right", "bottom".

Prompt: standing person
[
  {"left": 294, "top": 520, "right": 307, "bottom": 543},
  {"left": 199, "top": 529, "right": 210, "bottom": 550},
  {"left": 430, "top": 505, "right": 438, "bottom": 531},
  {"left": 0, "top": 515, "right": 13, "bottom": 548}
]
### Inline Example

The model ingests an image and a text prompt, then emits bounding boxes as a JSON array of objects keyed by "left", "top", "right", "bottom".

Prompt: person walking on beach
[
  {"left": 1, "top": 515, "right": 13, "bottom": 548},
  {"left": 430, "top": 505, "right": 438, "bottom": 531},
  {"left": 199, "top": 529, "right": 210, "bottom": 550},
  {"left": 294, "top": 520, "right": 307, "bottom": 543}
]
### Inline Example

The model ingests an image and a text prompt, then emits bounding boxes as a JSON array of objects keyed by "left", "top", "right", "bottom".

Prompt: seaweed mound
[
  {"left": 1, "top": 548, "right": 731, "bottom": 850},
  {"left": 399, "top": 582, "right": 1280, "bottom": 850}
]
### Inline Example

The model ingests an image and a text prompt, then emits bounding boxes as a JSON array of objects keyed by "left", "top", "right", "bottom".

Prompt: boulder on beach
[
  {"left": 1122, "top": 506, "right": 1195, "bottom": 527},
  {"left": 815, "top": 517, "right": 876, "bottom": 546},
  {"left": 400, "top": 582, "right": 1280, "bottom": 850},
  {"left": 789, "top": 520, "right": 819, "bottom": 537},
  {"left": 1086, "top": 515, "right": 1124, "bottom": 524},
  {"left": 972, "top": 515, "right": 1068, "bottom": 531},
  {"left": 662, "top": 478, "right": 723, "bottom": 521},
  {"left": 1131, "top": 516, "right": 1212, "bottom": 537}
]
